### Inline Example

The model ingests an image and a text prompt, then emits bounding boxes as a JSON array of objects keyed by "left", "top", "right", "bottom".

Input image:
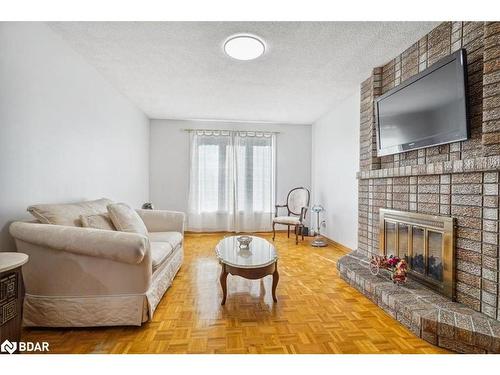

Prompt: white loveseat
[{"left": 9, "top": 198, "right": 184, "bottom": 327}]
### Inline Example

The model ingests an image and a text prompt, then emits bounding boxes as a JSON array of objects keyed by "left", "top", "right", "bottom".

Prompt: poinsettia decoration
[{"left": 370, "top": 255, "right": 408, "bottom": 284}]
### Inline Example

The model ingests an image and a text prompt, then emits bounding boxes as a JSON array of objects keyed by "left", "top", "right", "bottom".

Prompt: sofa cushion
[
  {"left": 28, "top": 198, "right": 113, "bottom": 226},
  {"left": 80, "top": 213, "right": 116, "bottom": 231},
  {"left": 150, "top": 242, "right": 174, "bottom": 272},
  {"left": 148, "top": 232, "right": 183, "bottom": 249},
  {"left": 107, "top": 203, "right": 148, "bottom": 235}
]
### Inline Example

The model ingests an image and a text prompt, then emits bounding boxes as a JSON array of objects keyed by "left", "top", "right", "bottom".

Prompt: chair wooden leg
[
  {"left": 301, "top": 224, "right": 304, "bottom": 241},
  {"left": 295, "top": 225, "right": 299, "bottom": 244},
  {"left": 272, "top": 222, "right": 276, "bottom": 241},
  {"left": 287, "top": 225, "right": 290, "bottom": 238}
]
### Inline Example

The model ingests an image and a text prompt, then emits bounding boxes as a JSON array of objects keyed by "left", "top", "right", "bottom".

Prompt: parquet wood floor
[{"left": 22, "top": 232, "right": 448, "bottom": 354}]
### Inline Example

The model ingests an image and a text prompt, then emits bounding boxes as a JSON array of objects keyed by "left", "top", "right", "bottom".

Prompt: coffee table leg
[
  {"left": 272, "top": 263, "right": 279, "bottom": 302},
  {"left": 220, "top": 265, "right": 228, "bottom": 305}
]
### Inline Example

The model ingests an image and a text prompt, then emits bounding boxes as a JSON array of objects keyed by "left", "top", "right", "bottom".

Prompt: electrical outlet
[{"left": 321, "top": 220, "right": 326, "bottom": 228}]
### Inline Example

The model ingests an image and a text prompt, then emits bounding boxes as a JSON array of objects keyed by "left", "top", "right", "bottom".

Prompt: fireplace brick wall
[{"left": 357, "top": 22, "right": 500, "bottom": 320}]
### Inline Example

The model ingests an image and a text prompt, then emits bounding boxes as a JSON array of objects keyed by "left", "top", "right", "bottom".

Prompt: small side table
[{"left": 0, "top": 252, "right": 28, "bottom": 353}]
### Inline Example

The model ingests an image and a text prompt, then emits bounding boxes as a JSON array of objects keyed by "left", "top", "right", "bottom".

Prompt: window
[{"left": 188, "top": 130, "right": 276, "bottom": 232}]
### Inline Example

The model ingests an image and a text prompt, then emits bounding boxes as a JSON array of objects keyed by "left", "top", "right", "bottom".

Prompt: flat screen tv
[{"left": 376, "top": 49, "right": 469, "bottom": 157}]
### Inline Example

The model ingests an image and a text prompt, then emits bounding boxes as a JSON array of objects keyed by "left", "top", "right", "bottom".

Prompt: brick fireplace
[{"left": 337, "top": 22, "right": 500, "bottom": 353}]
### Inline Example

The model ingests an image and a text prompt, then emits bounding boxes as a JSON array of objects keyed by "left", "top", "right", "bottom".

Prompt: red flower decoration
[
  {"left": 387, "top": 256, "right": 400, "bottom": 267},
  {"left": 370, "top": 255, "right": 408, "bottom": 284}
]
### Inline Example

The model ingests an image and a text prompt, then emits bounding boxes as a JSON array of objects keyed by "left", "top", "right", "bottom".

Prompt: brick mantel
[{"left": 357, "top": 155, "right": 500, "bottom": 180}]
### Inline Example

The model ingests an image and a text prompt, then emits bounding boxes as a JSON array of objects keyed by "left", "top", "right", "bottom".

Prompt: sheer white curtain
[
  {"left": 234, "top": 131, "right": 276, "bottom": 232},
  {"left": 187, "top": 130, "right": 276, "bottom": 232},
  {"left": 187, "top": 130, "right": 235, "bottom": 231}
]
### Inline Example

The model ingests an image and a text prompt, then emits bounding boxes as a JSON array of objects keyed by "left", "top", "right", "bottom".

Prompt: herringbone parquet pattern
[{"left": 22, "top": 232, "right": 448, "bottom": 354}]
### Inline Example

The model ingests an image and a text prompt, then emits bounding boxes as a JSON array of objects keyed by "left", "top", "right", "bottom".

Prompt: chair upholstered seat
[{"left": 273, "top": 216, "right": 300, "bottom": 225}]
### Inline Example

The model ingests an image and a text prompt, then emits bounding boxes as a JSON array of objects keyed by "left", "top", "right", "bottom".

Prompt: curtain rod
[{"left": 182, "top": 128, "right": 280, "bottom": 134}]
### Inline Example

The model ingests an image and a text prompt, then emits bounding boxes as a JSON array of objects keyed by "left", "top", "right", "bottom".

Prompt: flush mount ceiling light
[{"left": 223, "top": 34, "right": 266, "bottom": 61}]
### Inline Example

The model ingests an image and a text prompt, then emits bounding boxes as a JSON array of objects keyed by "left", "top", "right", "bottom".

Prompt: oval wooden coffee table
[{"left": 215, "top": 236, "right": 279, "bottom": 305}]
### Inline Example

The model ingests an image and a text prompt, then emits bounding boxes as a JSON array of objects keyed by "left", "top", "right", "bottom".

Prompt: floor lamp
[{"left": 311, "top": 205, "right": 327, "bottom": 247}]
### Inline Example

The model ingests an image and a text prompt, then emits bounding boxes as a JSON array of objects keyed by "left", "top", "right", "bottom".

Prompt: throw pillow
[
  {"left": 27, "top": 198, "right": 113, "bottom": 226},
  {"left": 107, "top": 203, "right": 148, "bottom": 235}
]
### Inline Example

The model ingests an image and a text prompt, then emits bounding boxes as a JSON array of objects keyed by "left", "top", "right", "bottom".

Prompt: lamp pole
[{"left": 311, "top": 205, "right": 327, "bottom": 247}]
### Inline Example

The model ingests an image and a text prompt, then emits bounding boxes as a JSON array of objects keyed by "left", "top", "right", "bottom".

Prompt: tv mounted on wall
[{"left": 375, "top": 49, "right": 469, "bottom": 157}]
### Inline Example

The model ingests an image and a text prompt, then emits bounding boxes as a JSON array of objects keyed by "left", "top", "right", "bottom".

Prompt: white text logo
[{"left": 0, "top": 339, "right": 49, "bottom": 354}]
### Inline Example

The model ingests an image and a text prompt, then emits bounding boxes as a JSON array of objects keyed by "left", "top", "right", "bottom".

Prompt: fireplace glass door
[
  {"left": 379, "top": 209, "right": 455, "bottom": 300},
  {"left": 398, "top": 223, "right": 409, "bottom": 261},
  {"left": 428, "top": 231, "right": 443, "bottom": 282},
  {"left": 411, "top": 226, "right": 425, "bottom": 275}
]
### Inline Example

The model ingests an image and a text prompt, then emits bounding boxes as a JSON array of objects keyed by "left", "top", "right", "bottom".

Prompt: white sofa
[{"left": 9, "top": 199, "right": 184, "bottom": 327}]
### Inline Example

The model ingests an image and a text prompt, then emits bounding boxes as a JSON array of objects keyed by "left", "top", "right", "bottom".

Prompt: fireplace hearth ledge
[{"left": 337, "top": 251, "right": 500, "bottom": 353}]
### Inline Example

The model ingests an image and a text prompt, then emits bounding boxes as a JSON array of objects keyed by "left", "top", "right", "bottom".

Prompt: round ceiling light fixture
[{"left": 223, "top": 34, "right": 266, "bottom": 61}]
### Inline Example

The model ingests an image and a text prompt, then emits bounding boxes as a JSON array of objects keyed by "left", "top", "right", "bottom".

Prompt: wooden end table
[
  {"left": 0, "top": 252, "right": 28, "bottom": 353},
  {"left": 215, "top": 236, "right": 279, "bottom": 305}
]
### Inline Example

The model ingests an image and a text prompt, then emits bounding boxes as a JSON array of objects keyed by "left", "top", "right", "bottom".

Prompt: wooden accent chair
[{"left": 272, "top": 187, "right": 310, "bottom": 244}]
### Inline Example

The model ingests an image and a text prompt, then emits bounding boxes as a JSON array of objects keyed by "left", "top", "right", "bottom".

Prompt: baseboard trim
[
  {"left": 185, "top": 230, "right": 289, "bottom": 235},
  {"left": 322, "top": 236, "right": 352, "bottom": 253},
  {"left": 184, "top": 231, "right": 352, "bottom": 253}
]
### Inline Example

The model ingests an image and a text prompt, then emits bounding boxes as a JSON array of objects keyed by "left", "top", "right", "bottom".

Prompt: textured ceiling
[{"left": 49, "top": 22, "right": 439, "bottom": 124}]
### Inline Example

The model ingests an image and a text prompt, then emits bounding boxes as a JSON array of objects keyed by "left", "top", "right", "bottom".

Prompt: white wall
[
  {"left": 150, "top": 119, "right": 311, "bottom": 224},
  {"left": 0, "top": 22, "right": 150, "bottom": 251},
  {"left": 311, "top": 91, "right": 360, "bottom": 249}
]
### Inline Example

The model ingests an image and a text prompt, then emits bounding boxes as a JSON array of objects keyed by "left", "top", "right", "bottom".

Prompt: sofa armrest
[
  {"left": 136, "top": 209, "right": 185, "bottom": 233},
  {"left": 9, "top": 222, "right": 149, "bottom": 264}
]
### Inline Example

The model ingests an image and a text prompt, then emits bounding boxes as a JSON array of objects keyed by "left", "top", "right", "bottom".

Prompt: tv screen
[{"left": 376, "top": 49, "right": 469, "bottom": 157}]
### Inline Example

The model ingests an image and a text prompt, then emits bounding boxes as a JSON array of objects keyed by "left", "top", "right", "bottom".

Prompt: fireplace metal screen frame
[{"left": 379, "top": 209, "right": 456, "bottom": 300}]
